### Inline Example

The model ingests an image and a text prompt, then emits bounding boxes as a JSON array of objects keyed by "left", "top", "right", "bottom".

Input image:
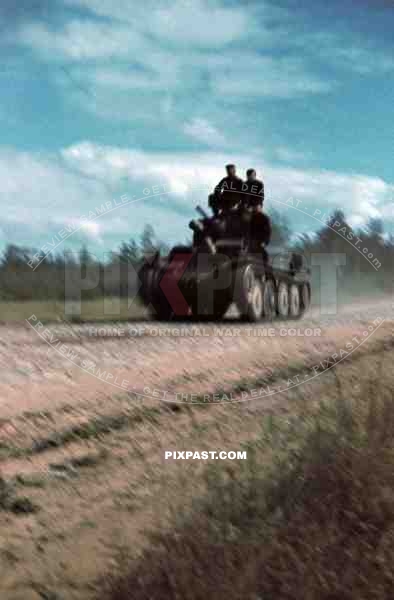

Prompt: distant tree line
[
  {"left": 295, "top": 210, "right": 393, "bottom": 296},
  {"left": 0, "top": 212, "right": 392, "bottom": 302},
  {"left": 0, "top": 225, "right": 168, "bottom": 302}
]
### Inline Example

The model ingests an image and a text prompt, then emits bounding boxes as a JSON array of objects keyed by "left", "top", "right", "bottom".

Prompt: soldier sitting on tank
[
  {"left": 209, "top": 164, "right": 244, "bottom": 217},
  {"left": 242, "top": 168, "right": 271, "bottom": 255},
  {"left": 242, "top": 168, "right": 264, "bottom": 210}
]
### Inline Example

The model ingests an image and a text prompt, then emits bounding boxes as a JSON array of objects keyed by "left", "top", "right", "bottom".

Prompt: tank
[{"left": 138, "top": 205, "right": 311, "bottom": 322}]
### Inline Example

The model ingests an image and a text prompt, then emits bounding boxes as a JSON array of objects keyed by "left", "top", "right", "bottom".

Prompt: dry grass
[
  {"left": 107, "top": 365, "right": 394, "bottom": 600},
  {"left": 0, "top": 297, "right": 146, "bottom": 323},
  {"left": 0, "top": 321, "right": 392, "bottom": 599}
]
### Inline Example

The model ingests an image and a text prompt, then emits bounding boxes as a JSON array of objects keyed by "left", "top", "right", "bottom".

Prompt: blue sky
[{"left": 1, "top": 0, "right": 393, "bottom": 256}]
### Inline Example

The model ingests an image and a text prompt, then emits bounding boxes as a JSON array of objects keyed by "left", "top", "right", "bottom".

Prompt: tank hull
[{"left": 138, "top": 248, "right": 311, "bottom": 322}]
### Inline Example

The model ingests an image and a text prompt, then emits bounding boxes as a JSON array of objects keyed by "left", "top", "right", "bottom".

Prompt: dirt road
[
  {"left": 0, "top": 297, "right": 392, "bottom": 416},
  {"left": 0, "top": 298, "right": 392, "bottom": 599}
]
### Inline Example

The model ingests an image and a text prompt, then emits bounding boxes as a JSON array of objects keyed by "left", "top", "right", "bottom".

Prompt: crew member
[
  {"left": 244, "top": 168, "right": 271, "bottom": 251},
  {"left": 242, "top": 168, "right": 264, "bottom": 209},
  {"left": 209, "top": 164, "right": 243, "bottom": 215}
]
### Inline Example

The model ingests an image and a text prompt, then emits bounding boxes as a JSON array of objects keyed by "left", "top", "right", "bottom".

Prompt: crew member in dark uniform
[
  {"left": 243, "top": 169, "right": 271, "bottom": 252},
  {"left": 242, "top": 168, "right": 264, "bottom": 209},
  {"left": 209, "top": 164, "right": 243, "bottom": 216}
]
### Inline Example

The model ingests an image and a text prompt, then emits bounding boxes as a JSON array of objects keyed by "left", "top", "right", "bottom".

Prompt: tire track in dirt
[
  {"left": 0, "top": 299, "right": 392, "bottom": 420},
  {"left": 0, "top": 300, "right": 392, "bottom": 599},
  {"left": 1, "top": 342, "right": 393, "bottom": 600}
]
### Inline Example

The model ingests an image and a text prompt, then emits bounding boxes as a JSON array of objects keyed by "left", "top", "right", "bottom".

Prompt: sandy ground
[
  {"left": 0, "top": 297, "right": 392, "bottom": 416},
  {"left": 0, "top": 298, "right": 393, "bottom": 599}
]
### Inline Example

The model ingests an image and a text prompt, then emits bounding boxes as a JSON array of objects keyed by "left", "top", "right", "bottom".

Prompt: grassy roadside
[
  {"left": 0, "top": 298, "right": 146, "bottom": 322},
  {"left": 107, "top": 358, "right": 394, "bottom": 600},
  {"left": 1, "top": 292, "right": 390, "bottom": 323}
]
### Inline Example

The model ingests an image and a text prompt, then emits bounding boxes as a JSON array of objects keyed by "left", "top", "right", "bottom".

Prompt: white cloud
[
  {"left": 275, "top": 147, "right": 307, "bottom": 163},
  {"left": 76, "top": 219, "right": 101, "bottom": 239},
  {"left": 57, "top": 141, "right": 394, "bottom": 236},
  {"left": 149, "top": 1, "right": 248, "bottom": 47},
  {"left": 83, "top": 59, "right": 180, "bottom": 91},
  {"left": 18, "top": 20, "right": 145, "bottom": 60},
  {"left": 63, "top": 0, "right": 249, "bottom": 47},
  {"left": 14, "top": 0, "right": 393, "bottom": 127},
  {"left": 211, "top": 55, "right": 334, "bottom": 98},
  {"left": 319, "top": 43, "right": 394, "bottom": 75},
  {"left": 15, "top": 0, "right": 334, "bottom": 110},
  {"left": 0, "top": 146, "right": 191, "bottom": 250},
  {"left": 1, "top": 141, "right": 393, "bottom": 253},
  {"left": 183, "top": 118, "right": 226, "bottom": 147},
  {"left": 0, "top": 147, "right": 103, "bottom": 218},
  {"left": 90, "top": 69, "right": 164, "bottom": 91},
  {"left": 292, "top": 31, "right": 394, "bottom": 75}
]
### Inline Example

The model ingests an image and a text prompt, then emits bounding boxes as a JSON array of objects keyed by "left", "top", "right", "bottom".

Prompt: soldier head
[
  {"left": 246, "top": 168, "right": 257, "bottom": 181},
  {"left": 225, "top": 164, "right": 236, "bottom": 177}
]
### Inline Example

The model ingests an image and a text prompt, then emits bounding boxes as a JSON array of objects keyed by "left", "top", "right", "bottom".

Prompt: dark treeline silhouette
[
  {"left": 294, "top": 210, "right": 393, "bottom": 296},
  {"left": 0, "top": 225, "right": 169, "bottom": 302},
  {"left": 0, "top": 212, "right": 392, "bottom": 302}
]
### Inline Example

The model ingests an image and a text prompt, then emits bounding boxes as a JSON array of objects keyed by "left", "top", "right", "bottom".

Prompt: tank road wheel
[
  {"left": 289, "top": 284, "right": 302, "bottom": 319},
  {"left": 245, "top": 280, "right": 264, "bottom": 322},
  {"left": 300, "top": 282, "right": 311, "bottom": 313},
  {"left": 262, "top": 279, "right": 276, "bottom": 320},
  {"left": 235, "top": 264, "right": 264, "bottom": 322},
  {"left": 276, "top": 281, "right": 289, "bottom": 318}
]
